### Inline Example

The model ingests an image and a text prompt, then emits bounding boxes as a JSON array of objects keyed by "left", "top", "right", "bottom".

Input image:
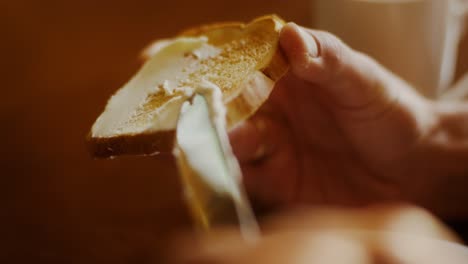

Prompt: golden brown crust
[
  {"left": 262, "top": 47, "right": 289, "bottom": 81},
  {"left": 88, "top": 130, "right": 175, "bottom": 158},
  {"left": 178, "top": 14, "right": 285, "bottom": 37},
  {"left": 178, "top": 22, "right": 244, "bottom": 37},
  {"left": 225, "top": 71, "right": 277, "bottom": 128},
  {"left": 88, "top": 14, "right": 289, "bottom": 158}
]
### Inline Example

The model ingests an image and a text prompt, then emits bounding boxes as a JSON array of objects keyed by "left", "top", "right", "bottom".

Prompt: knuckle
[{"left": 317, "top": 31, "right": 349, "bottom": 74}]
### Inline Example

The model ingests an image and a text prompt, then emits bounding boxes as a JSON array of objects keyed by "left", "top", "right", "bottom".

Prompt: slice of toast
[{"left": 88, "top": 15, "right": 288, "bottom": 158}]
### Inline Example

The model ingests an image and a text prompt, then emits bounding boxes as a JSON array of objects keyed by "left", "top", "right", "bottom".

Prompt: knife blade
[{"left": 174, "top": 92, "right": 259, "bottom": 241}]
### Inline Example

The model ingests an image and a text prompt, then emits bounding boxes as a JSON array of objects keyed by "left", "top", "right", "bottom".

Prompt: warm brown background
[{"left": 2, "top": 0, "right": 467, "bottom": 263}]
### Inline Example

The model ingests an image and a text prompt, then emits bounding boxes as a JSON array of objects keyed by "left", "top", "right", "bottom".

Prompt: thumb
[
  {"left": 279, "top": 23, "right": 435, "bottom": 163},
  {"left": 279, "top": 23, "right": 403, "bottom": 119}
]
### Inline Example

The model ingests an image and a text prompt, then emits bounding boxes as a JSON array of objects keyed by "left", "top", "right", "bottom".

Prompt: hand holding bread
[
  {"left": 87, "top": 14, "right": 468, "bottom": 233},
  {"left": 230, "top": 23, "right": 468, "bottom": 219}
]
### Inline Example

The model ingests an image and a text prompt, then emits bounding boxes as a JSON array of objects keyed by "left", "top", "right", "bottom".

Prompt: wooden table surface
[{"left": 2, "top": 0, "right": 467, "bottom": 263}]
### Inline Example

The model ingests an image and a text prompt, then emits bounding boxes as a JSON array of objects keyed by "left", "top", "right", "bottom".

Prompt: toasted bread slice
[{"left": 88, "top": 15, "right": 288, "bottom": 158}]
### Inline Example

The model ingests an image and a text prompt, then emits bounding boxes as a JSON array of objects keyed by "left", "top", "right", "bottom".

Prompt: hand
[
  {"left": 168, "top": 205, "right": 467, "bottom": 264},
  {"left": 230, "top": 23, "right": 443, "bottom": 213}
]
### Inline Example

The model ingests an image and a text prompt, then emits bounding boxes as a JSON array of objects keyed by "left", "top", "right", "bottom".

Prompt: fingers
[
  {"left": 168, "top": 228, "right": 249, "bottom": 263},
  {"left": 379, "top": 233, "right": 468, "bottom": 264},
  {"left": 170, "top": 229, "right": 371, "bottom": 264},
  {"left": 168, "top": 205, "right": 467, "bottom": 264},
  {"left": 229, "top": 115, "right": 277, "bottom": 164},
  {"left": 229, "top": 112, "right": 299, "bottom": 208},
  {"left": 262, "top": 204, "right": 460, "bottom": 243}
]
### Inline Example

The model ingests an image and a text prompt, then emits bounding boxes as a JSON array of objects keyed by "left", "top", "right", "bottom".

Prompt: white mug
[{"left": 313, "top": 0, "right": 468, "bottom": 99}]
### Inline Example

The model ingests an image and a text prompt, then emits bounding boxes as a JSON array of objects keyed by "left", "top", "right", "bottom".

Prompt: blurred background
[{"left": 1, "top": 0, "right": 467, "bottom": 263}]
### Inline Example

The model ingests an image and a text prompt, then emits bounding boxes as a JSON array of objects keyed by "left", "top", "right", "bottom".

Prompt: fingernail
[{"left": 292, "top": 23, "right": 319, "bottom": 58}]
